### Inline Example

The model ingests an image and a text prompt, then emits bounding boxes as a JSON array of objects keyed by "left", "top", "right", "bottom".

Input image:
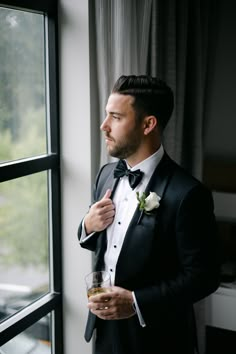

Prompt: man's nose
[{"left": 100, "top": 116, "right": 110, "bottom": 131}]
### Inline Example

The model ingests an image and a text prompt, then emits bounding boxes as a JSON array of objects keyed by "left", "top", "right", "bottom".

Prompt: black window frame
[{"left": 0, "top": 0, "right": 63, "bottom": 353}]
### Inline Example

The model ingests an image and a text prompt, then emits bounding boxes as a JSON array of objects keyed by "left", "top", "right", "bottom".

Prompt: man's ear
[{"left": 143, "top": 115, "right": 157, "bottom": 135}]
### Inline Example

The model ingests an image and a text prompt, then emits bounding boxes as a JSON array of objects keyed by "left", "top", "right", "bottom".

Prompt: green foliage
[
  {"left": 0, "top": 8, "right": 49, "bottom": 269},
  {"left": 0, "top": 130, "right": 13, "bottom": 161},
  {"left": 0, "top": 126, "right": 49, "bottom": 269},
  {"left": 0, "top": 7, "right": 45, "bottom": 140},
  {"left": 136, "top": 191, "right": 147, "bottom": 211}
]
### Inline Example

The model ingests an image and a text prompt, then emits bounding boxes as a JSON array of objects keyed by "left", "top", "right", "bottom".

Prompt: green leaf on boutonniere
[{"left": 136, "top": 191, "right": 161, "bottom": 215}]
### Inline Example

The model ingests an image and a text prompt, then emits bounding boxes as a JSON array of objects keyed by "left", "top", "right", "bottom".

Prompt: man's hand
[
  {"left": 84, "top": 189, "right": 115, "bottom": 234},
  {"left": 87, "top": 286, "right": 136, "bottom": 320}
]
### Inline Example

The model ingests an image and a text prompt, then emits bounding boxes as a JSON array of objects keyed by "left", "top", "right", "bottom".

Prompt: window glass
[
  {"left": 0, "top": 7, "right": 47, "bottom": 163},
  {"left": 0, "top": 172, "right": 49, "bottom": 322},
  {"left": 0, "top": 2, "right": 61, "bottom": 352},
  {"left": 0, "top": 314, "right": 51, "bottom": 354}
]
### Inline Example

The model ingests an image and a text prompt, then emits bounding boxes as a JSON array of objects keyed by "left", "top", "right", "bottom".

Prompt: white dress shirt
[{"left": 80, "top": 145, "right": 164, "bottom": 327}]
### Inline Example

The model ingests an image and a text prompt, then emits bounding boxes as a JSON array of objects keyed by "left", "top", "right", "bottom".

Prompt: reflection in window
[
  {"left": 0, "top": 7, "right": 47, "bottom": 163},
  {"left": 0, "top": 172, "right": 49, "bottom": 322},
  {"left": 0, "top": 314, "right": 51, "bottom": 354}
]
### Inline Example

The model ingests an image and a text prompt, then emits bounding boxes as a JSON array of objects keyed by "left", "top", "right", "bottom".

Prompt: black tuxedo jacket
[{"left": 78, "top": 153, "right": 220, "bottom": 354}]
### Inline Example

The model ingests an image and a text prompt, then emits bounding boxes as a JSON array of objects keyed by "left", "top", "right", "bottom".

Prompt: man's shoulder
[
  {"left": 98, "top": 161, "right": 117, "bottom": 178},
  {"left": 94, "top": 161, "right": 118, "bottom": 189},
  {"left": 164, "top": 154, "right": 210, "bottom": 195}
]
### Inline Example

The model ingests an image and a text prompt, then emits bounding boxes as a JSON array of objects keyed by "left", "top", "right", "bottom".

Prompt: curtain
[
  {"left": 89, "top": 1, "right": 218, "bottom": 352},
  {"left": 148, "top": 0, "right": 217, "bottom": 180}
]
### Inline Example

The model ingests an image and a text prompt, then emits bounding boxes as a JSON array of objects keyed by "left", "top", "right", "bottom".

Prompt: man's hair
[{"left": 112, "top": 75, "right": 174, "bottom": 131}]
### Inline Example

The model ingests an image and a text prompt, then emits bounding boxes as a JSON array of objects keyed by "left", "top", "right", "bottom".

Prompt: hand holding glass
[{"left": 85, "top": 271, "right": 111, "bottom": 299}]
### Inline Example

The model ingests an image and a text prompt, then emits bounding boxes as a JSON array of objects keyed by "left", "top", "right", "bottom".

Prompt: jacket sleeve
[
  {"left": 77, "top": 163, "right": 114, "bottom": 251},
  {"left": 78, "top": 218, "right": 101, "bottom": 251}
]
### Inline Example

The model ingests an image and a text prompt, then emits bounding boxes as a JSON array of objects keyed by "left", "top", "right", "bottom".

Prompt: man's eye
[{"left": 112, "top": 115, "right": 120, "bottom": 120}]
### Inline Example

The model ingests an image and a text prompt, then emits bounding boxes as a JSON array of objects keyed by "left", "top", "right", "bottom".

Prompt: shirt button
[
  {"left": 114, "top": 245, "right": 117, "bottom": 248},
  {"left": 118, "top": 221, "right": 121, "bottom": 225},
  {"left": 110, "top": 268, "right": 113, "bottom": 272}
]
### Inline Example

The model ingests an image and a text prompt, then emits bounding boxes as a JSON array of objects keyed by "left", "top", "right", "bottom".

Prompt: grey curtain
[
  {"left": 148, "top": 0, "right": 217, "bottom": 180},
  {"left": 90, "top": 0, "right": 217, "bottom": 179},
  {"left": 89, "top": 2, "right": 218, "bottom": 352}
]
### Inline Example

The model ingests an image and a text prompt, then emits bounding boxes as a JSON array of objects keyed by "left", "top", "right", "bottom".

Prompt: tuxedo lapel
[
  {"left": 125, "top": 153, "right": 176, "bottom": 226},
  {"left": 145, "top": 152, "right": 176, "bottom": 199},
  {"left": 96, "top": 163, "right": 120, "bottom": 200}
]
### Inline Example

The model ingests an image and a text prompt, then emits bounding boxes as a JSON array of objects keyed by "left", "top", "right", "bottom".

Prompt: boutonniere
[{"left": 136, "top": 191, "right": 161, "bottom": 224}]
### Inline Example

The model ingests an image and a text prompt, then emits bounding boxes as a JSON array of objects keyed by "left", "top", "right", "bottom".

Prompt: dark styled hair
[{"left": 112, "top": 75, "right": 174, "bottom": 131}]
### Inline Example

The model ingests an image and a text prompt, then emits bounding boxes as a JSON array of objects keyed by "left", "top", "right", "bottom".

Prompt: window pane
[
  {"left": 0, "top": 314, "right": 51, "bottom": 354},
  {"left": 0, "top": 173, "right": 49, "bottom": 322},
  {"left": 0, "top": 7, "right": 47, "bottom": 163}
]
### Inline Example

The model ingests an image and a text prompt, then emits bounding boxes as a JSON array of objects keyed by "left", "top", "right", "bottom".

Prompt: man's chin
[{"left": 108, "top": 150, "right": 121, "bottom": 159}]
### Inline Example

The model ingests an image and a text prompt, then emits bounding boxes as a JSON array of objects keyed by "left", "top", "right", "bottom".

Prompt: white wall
[{"left": 59, "top": 1, "right": 92, "bottom": 353}]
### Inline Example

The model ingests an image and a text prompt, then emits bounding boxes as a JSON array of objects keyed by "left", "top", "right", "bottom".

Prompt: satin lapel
[
  {"left": 145, "top": 153, "right": 176, "bottom": 200},
  {"left": 130, "top": 153, "right": 176, "bottom": 225},
  {"left": 97, "top": 166, "right": 120, "bottom": 200}
]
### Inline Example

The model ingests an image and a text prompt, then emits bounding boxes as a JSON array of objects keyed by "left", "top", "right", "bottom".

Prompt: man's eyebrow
[{"left": 106, "top": 110, "right": 124, "bottom": 116}]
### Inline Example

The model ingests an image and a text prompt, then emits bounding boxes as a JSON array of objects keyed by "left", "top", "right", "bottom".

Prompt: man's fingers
[
  {"left": 101, "top": 189, "right": 111, "bottom": 200},
  {"left": 98, "top": 189, "right": 113, "bottom": 208},
  {"left": 85, "top": 189, "right": 114, "bottom": 233}
]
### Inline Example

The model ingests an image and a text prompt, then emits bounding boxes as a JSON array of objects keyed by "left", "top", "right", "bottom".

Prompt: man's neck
[{"left": 126, "top": 143, "right": 162, "bottom": 168}]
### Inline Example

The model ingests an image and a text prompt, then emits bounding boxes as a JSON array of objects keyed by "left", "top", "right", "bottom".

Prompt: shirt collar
[{"left": 126, "top": 145, "right": 164, "bottom": 177}]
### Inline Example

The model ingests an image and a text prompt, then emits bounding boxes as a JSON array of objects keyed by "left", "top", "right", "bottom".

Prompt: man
[{"left": 78, "top": 75, "right": 220, "bottom": 354}]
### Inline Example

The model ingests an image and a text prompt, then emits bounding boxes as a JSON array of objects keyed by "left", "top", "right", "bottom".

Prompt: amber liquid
[{"left": 87, "top": 287, "right": 110, "bottom": 298}]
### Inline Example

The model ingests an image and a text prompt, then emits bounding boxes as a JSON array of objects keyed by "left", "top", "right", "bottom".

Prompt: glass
[
  {"left": 0, "top": 172, "right": 49, "bottom": 322},
  {"left": 85, "top": 271, "right": 111, "bottom": 299},
  {"left": 0, "top": 7, "right": 47, "bottom": 163},
  {"left": 0, "top": 314, "right": 51, "bottom": 354}
]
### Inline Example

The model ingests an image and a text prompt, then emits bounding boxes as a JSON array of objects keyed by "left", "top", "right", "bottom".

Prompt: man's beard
[{"left": 107, "top": 131, "right": 141, "bottom": 160}]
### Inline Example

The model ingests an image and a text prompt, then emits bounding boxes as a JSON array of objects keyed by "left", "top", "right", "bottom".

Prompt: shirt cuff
[
  {"left": 79, "top": 219, "right": 95, "bottom": 243},
  {"left": 132, "top": 292, "right": 146, "bottom": 327}
]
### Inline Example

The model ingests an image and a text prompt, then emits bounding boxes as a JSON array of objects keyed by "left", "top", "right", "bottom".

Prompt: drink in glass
[{"left": 85, "top": 271, "right": 111, "bottom": 299}]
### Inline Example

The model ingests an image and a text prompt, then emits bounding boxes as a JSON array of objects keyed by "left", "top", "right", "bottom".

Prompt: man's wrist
[{"left": 84, "top": 214, "right": 92, "bottom": 235}]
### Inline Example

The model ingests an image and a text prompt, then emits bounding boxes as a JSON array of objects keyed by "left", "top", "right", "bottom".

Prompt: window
[{"left": 0, "top": 1, "right": 62, "bottom": 353}]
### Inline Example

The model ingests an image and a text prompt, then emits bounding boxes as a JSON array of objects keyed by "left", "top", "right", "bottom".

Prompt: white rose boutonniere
[{"left": 136, "top": 191, "right": 161, "bottom": 223}]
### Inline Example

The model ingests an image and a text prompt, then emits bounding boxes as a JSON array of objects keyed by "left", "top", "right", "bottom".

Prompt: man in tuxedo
[{"left": 78, "top": 75, "right": 220, "bottom": 354}]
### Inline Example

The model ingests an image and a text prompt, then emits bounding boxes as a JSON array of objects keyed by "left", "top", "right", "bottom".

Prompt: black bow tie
[{"left": 114, "top": 159, "right": 144, "bottom": 189}]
